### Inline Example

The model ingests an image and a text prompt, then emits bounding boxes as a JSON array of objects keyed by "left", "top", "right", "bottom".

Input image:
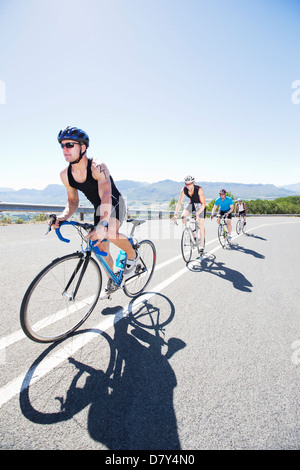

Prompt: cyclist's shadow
[
  {"left": 188, "top": 254, "right": 253, "bottom": 292},
  {"left": 19, "top": 293, "right": 186, "bottom": 450}
]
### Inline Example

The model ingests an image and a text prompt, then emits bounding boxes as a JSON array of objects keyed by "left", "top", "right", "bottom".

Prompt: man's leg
[
  {"left": 197, "top": 216, "right": 205, "bottom": 248},
  {"left": 106, "top": 217, "right": 136, "bottom": 261},
  {"left": 227, "top": 218, "right": 232, "bottom": 236}
]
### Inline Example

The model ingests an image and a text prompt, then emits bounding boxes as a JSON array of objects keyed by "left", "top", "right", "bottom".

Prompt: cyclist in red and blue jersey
[
  {"left": 211, "top": 189, "right": 234, "bottom": 240},
  {"left": 50, "top": 126, "right": 139, "bottom": 295},
  {"left": 173, "top": 175, "right": 206, "bottom": 253}
]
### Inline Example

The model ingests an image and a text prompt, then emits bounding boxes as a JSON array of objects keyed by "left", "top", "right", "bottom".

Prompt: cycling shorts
[
  {"left": 94, "top": 196, "right": 127, "bottom": 226},
  {"left": 217, "top": 210, "right": 232, "bottom": 219},
  {"left": 184, "top": 203, "right": 206, "bottom": 218}
]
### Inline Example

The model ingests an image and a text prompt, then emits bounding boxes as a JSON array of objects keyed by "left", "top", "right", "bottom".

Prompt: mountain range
[{"left": 0, "top": 180, "right": 299, "bottom": 207}]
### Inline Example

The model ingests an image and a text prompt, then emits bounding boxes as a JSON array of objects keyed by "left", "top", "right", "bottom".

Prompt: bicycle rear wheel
[
  {"left": 123, "top": 240, "right": 156, "bottom": 297},
  {"left": 181, "top": 228, "right": 193, "bottom": 262},
  {"left": 20, "top": 252, "right": 102, "bottom": 343},
  {"left": 218, "top": 223, "right": 228, "bottom": 248}
]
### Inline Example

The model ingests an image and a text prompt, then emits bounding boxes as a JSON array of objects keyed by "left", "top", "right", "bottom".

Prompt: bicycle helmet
[
  {"left": 219, "top": 189, "right": 226, "bottom": 194},
  {"left": 58, "top": 126, "right": 89, "bottom": 164},
  {"left": 184, "top": 175, "right": 195, "bottom": 183},
  {"left": 57, "top": 126, "right": 89, "bottom": 147}
]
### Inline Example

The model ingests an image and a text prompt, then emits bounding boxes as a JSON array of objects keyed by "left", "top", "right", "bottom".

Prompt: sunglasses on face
[{"left": 60, "top": 142, "right": 81, "bottom": 149}]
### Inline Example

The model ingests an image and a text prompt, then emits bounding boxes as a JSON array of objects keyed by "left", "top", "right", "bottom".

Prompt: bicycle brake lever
[{"left": 45, "top": 214, "right": 57, "bottom": 235}]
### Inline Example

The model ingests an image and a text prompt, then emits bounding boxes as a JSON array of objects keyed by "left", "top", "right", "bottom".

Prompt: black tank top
[
  {"left": 183, "top": 184, "right": 202, "bottom": 204},
  {"left": 67, "top": 158, "right": 122, "bottom": 209}
]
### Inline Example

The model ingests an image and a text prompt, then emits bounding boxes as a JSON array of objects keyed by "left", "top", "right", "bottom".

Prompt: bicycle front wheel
[
  {"left": 181, "top": 228, "right": 193, "bottom": 262},
  {"left": 123, "top": 240, "right": 156, "bottom": 297},
  {"left": 218, "top": 224, "right": 228, "bottom": 248},
  {"left": 20, "top": 252, "right": 102, "bottom": 343},
  {"left": 236, "top": 220, "right": 241, "bottom": 235}
]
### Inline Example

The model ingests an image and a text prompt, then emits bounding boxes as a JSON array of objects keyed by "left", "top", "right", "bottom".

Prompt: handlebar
[{"left": 47, "top": 215, "right": 107, "bottom": 257}]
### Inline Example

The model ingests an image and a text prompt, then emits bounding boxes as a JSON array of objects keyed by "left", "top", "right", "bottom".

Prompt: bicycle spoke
[
  {"left": 123, "top": 240, "right": 156, "bottom": 297},
  {"left": 20, "top": 253, "right": 102, "bottom": 343}
]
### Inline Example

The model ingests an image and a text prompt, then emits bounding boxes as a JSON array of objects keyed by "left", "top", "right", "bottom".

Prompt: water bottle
[{"left": 116, "top": 250, "right": 127, "bottom": 271}]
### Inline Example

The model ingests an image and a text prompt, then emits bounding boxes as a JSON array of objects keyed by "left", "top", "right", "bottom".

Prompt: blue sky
[{"left": 0, "top": 0, "right": 300, "bottom": 190}]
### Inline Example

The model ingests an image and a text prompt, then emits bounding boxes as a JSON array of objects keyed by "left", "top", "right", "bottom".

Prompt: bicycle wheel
[
  {"left": 236, "top": 220, "right": 241, "bottom": 235},
  {"left": 123, "top": 240, "right": 156, "bottom": 297},
  {"left": 181, "top": 228, "right": 193, "bottom": 262},
  {"left": 20, "top": 252, "right": 102, "bottom": 343},
  {"left": 218, "top": 223, "right": 228, "bottom": 248}
]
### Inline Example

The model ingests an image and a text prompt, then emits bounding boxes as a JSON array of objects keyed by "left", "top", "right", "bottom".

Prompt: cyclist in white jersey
[{"left": 234, "top": 198, "right": 247, "bottom": 225}]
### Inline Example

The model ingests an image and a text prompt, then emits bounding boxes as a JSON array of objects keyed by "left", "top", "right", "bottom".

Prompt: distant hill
[
  {"left": 280, "top": 182, "right": 300, "bottom": 193},
  {"left": 0, "top": 180, "right": 298, "bottom": 206}
]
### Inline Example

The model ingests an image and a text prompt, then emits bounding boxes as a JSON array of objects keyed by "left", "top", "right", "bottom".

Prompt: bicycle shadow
[
  {"left": 229, "top": 244, "right": 265, "bottom": 259},
  {"left": 187, "top": 254, "right": 253, "bottom": 292},
  {"left": 19, "top": 293, "right": 186, "bottom": 450},
  {"left": 243, "top": 232, "right": 267, "bottom": 241}
]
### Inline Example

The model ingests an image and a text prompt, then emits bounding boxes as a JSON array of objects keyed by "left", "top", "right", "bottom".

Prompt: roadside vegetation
[{"left": 170, "top": 195, "right": 300, "bottom": 216}]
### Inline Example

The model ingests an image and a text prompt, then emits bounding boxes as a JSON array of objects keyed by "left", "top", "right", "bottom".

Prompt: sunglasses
[{"left": 60, "top": 142, "right": 81, "bottom": 149}]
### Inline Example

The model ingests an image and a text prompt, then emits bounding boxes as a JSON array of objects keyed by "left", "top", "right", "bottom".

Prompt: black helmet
[{"left": 57, "top": 126, "right": 89, "bottom": 148}]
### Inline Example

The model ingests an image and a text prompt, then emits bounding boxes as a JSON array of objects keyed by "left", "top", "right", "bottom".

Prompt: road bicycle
[
  {"left": 20, "top": 216, "right": 156, "bottom": 343},
  {"left": 236, "top": 214, "right": 246, "bottom": 235},
  {"left": 177, "top": 214, "right": 205, "bottom": 263},
  {"left": 216, "top": 214, "right": 231, "bottom": 248}
]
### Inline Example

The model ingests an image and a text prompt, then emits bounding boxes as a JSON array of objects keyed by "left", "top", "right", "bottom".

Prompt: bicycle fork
[{"left": 62, "top": 252, "right": 91, "bottom": 301}]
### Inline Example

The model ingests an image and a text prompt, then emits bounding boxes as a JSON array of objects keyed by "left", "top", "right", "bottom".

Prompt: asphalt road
[{"left": 0, "top": 216, "right": 300, "bottom": 450}]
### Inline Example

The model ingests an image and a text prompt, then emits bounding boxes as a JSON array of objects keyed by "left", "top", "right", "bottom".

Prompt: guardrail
[
  {"left": 0, "top": 202, "right": 172, "bottom": 220},
  {"left": 0, "top": 202, "right": 299, "bottom": 220}
]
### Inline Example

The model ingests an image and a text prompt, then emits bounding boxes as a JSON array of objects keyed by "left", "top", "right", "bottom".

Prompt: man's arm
[
  {"left": 198, "top": 187, "right": 206, "bottom": 215},
  {"left": 91, "top": 160, "right": 113, "bottom": 225},
  {"left": 51, "top": 168, "right": 79, "bottom": 228},
  {"left": 211, "top": 204, "right": 217, "bottom": 218},
  {"left": 173, "top": 189, "right": 185, "bottom": 219},
  {"left": 227, "top": 203, "right": 234, "bottom": 215}
]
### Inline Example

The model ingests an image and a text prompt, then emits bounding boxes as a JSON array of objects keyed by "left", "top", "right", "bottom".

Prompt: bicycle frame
[
  {"left": 55, "top": 221, "right": 126, "bottom": 290},
  {"left": 218, "top": 215, "right": 228, "bottom": 233},
  {"left": 182, "top": 215, "right": 199, "bottom": 243}
]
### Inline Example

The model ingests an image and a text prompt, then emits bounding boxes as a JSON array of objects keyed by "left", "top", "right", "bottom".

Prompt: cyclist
[
  {"left": 210, "top": 189, "right": 233, "bottom": 241},
  {"left": 235, "top": 198, "right": 247, "bottom": 225},
  {"left": 173, "top": 175, "right": 206, "bottom": 253},
  {"left": 50, "top": 126, "right": 139, "bottom": 293}
]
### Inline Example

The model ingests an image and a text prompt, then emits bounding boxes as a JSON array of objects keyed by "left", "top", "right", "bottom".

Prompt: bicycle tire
[
  {"left": 218, "top": 223, "right": 228, "bottom": 248},
  {"left": 20, "top": 252, "right": 102, "bottom": 343},
  {"left": 236, "top": 220, "right": 241, "bottom": 235},
  {"left": 181, "top": 228, "right": 193, "bottom": 263},
  {"left": 123, "top": 240, "right": 156, "bottom": 297}
]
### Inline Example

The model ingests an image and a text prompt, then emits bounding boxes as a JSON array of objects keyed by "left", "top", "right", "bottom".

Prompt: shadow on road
[
  {"left": 19, "top": 293, "right": 186, "bottom": 450},
  {"left": 187, "top": 254, "right": 253, "bottom": 292}
]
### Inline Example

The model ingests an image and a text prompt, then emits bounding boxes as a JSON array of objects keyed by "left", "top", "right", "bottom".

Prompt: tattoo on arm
[{"left": 98, "top": 164, "right": 108, "bottom": 180}]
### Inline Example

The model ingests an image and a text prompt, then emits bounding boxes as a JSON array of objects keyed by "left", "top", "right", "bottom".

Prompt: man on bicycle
[
  {"left": 173, "top": 175, "right": 206, "bottom": 253},
  {"left": 234, "top": 198, "right": 247, "bottom": 225},
  {"left": 51, "top": 126, "right": 139, "bottom": 291},
  {"left": 210, "top": 189, "right": 233, "bottom": 241}
]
